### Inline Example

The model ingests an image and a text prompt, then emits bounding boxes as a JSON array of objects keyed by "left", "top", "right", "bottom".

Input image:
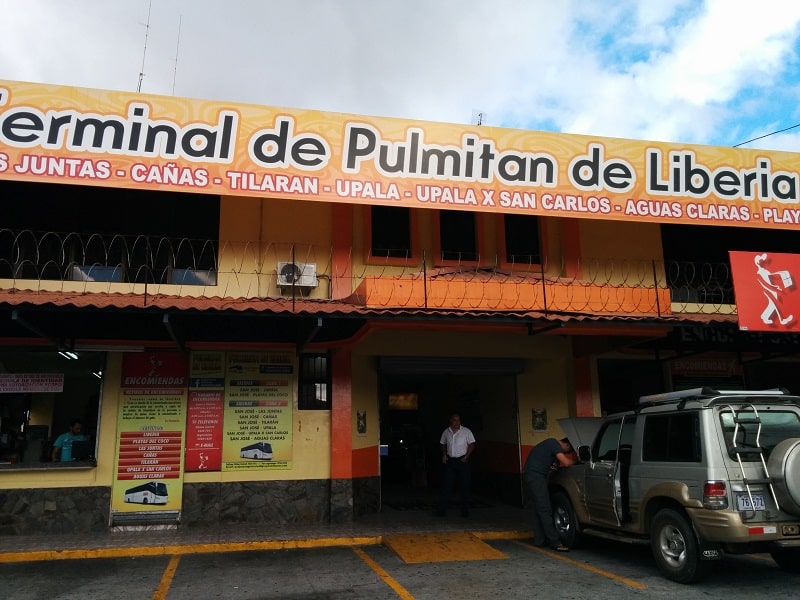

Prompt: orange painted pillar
[
  {"left": 331, "top": 204, "right": 353, "bottom": 300},
  {"left": 329, "top": 346, "right": 354, "bottom": 522},
  {"left": 331, "top": 346, "right": 353, "bottom": 479},
  {"left": 573, "top": 355, "right": 595, "bottom": 417}
]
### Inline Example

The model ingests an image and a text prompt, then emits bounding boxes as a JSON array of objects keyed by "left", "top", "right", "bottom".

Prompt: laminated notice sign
[
  {"left": 110, "top": 352, "right": 188, "bottom": 522},
  {"left": 222, "top": 351, "right": 293, "bottom": 471},
  {"left": 186, "top": 351, "right": 225, "bottom": 471},
  {"left": 0, "top": 373, "right": 63, "bottom": 393}
]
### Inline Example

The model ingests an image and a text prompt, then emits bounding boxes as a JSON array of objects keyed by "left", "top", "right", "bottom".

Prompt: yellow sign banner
[
  {"left": 1, "top": 80, "right": 799, "bottom": 229},
  {"left": 222, "top": 351, "right": 293, "bottom": 471},
  {"left": 110, "top": 352, "right": 187, "bottom": 521}
]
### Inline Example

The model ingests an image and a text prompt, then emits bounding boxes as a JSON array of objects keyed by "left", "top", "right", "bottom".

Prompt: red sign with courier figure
[{"left": 730, "top": 251, "right": 800, "bottom": 332}]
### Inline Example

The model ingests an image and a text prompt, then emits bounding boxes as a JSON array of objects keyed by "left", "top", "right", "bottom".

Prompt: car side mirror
[{"left": 578, "top": 445, "right": 591, "bottom": 462}]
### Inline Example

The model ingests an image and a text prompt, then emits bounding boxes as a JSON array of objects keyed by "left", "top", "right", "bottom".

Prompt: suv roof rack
[{"left": 637, "top": 387, "right": 791, "bottom": 409}]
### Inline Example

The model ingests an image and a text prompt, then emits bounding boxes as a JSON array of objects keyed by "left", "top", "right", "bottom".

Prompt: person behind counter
[{"left": 51, "top": 419, "right": 89, "bottom": 462}]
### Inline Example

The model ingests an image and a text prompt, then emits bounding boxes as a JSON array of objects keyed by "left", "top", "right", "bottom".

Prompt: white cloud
[{"left": 1, "top": 0, "right": 800, "bottom": 148}]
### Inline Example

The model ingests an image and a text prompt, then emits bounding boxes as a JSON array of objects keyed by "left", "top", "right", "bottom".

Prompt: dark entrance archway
[{"left": 376, "top": 356, "right": 524, "bottom": 512}]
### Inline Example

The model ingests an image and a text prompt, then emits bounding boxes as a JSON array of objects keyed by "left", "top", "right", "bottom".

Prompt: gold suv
[{"left": 550, "top": 388, "right": 800, "bottom": 583}]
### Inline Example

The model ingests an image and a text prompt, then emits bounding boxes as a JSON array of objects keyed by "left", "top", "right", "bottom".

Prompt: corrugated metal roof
[{"left": 0, "top": 289, "right": 737, "bottom": 326}]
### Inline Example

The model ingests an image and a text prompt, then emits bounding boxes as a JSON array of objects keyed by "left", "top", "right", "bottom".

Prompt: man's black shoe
[
  {"left": 460, "top": 509, "right": 470, "bottom": 517},
  {"left": 433, "top": 509, "right": 445, "bottom": 517}
]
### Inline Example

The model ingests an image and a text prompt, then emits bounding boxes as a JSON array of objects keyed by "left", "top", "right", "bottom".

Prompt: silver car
[{"left": 549, "top": 387, "right": 800, "bottom": 583}]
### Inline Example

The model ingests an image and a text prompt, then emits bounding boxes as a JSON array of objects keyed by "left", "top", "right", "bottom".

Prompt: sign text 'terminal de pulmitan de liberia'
[{"left": 2, "top": 80, "right": 800, "bottom": 229}]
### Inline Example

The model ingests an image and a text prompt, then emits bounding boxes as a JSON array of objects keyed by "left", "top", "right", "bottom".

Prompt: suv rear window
[
  {"left": 719, "top": 409, "right": 800, "bottom": 461},
  {"left": 643, "top": 412, "right": 701, "bottom": 462}
]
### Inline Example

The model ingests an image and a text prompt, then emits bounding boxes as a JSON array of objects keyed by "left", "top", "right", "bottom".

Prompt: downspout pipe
[{"left": 162, "top": 313, "right": 186, "bottom": 353}]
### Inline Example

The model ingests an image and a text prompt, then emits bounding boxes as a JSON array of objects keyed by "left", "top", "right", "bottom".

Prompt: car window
[
  {"left": 643, "top": 412, "right": 700, "bottom": 462},
  {"left": 620, "top": 416, "right": 636, "bottom": 446},
  {"left": 593, "top": 419, "right": 623, "bottom": 461},
  {"left": 720, "top": 409, "right": 800, "bottom": 460}
]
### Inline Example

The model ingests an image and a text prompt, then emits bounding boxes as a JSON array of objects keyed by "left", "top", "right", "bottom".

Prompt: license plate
[{"left": 737, "top": 494, "right": 766, "bottom": 511}]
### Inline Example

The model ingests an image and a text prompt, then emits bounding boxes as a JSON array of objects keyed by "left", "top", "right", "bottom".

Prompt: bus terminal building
[{"left": 1, "top": 80, "right": 800, "bottom": 534}]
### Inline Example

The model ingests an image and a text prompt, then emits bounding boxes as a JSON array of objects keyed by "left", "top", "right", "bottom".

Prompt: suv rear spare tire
[
  {"left": 766, "top": 438, "right": 800, "bottom": 516},
  {"left": 650, "top": 508, "right": 710, "bottom": 584}
]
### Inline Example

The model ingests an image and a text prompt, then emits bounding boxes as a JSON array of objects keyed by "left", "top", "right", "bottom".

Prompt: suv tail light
[{"left": 703, "top": 481, "right": 728, "bottom": 509}]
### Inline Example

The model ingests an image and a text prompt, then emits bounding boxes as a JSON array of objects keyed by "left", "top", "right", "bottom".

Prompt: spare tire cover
[{"left": 767, "top": 438, "right": 800, "bottom": 516}]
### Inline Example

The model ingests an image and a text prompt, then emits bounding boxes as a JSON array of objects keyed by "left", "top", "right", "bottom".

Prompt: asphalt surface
[{"left": 3, "top": 500, "right": 800, "bottom": 599}]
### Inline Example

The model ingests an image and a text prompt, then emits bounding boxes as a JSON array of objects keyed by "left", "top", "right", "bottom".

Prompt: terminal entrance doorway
[{"left": 377, "top": 357, "right": 524, "bottom": 512}]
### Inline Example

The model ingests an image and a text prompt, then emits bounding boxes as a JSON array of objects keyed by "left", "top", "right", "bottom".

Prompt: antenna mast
[
  {"left": 172, "top": 15, "right": 182, "bottom": 95},
  {"left": 137, "top": 0, "right": 152, "bottom": 93}
]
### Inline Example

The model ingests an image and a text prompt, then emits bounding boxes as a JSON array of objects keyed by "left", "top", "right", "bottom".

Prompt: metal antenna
[
  {"left": 471, "top": 110, "right": 486, "bottom": 126},
  {"left": 172, "top": 15, "right": 182, "bottom": 95},
  {"left": 137, "top": 0, "right": 152, "bottom": 93}
]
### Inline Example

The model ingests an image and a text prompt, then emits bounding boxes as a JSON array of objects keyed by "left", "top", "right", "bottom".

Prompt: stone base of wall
[
  {"left": 181, "top": 480, "right": 331, "bottom": 527},
  {"left": 0, "top": 486, "right": 111, "bottom": 535},
  {"left": 353, "top": 476, "right": 379, "bottom": 517},
  {"left": 1, "top": 478, "right": 370, "bottom": 535}
]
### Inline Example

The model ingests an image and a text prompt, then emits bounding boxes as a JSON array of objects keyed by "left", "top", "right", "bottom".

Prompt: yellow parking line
[
  {"left": 152, "top": 555, "right": 181, "bottom": 600},
  {"left": 514, "top": 541, "right": 647, "bottom": 590},
  {"left": 0, "top": 536, "right": 382, "bottom": 563},
  {"left": 352, "top": 546, "right": 415, "bottom": 600}
]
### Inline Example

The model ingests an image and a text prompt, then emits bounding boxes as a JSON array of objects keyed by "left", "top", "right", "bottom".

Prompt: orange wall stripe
[
  {"left": 352, "top": 446, "right": 379, "bottom": 478},
  {"left": 354, "top": 275, "right": 669, "bottom": 314}
]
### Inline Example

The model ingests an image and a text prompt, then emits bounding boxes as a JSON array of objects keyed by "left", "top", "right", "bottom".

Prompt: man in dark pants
[
  {"left": 523, "top": 437, "right": 576, "bottom": 551},
  {"left": 434, "top": 413, "right": 476, "bottom": 517}
]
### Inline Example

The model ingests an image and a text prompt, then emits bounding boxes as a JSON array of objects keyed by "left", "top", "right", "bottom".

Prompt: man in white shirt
[{"left": 434, "top": 413, "right": 476, "bottom": 517}]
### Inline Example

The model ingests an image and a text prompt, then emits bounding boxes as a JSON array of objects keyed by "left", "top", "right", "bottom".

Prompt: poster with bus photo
[
  {"left": 221, "top": 351, "right": 294, "bottom": 471},
  {"left": 110, "top": 352, "right": 188, "bottom": 518}
]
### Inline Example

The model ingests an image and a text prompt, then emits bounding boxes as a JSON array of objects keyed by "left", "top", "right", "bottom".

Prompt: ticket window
[{"left": 0, "top": 351, "right": 104, "bottom": 467}]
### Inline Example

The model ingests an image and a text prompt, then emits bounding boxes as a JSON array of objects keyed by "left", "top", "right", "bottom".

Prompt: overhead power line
[{"left": 733, "top": 122, "right": 800, "bottom": 147}]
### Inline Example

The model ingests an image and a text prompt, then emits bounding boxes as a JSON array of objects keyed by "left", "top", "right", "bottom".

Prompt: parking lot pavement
[{"left": 3, "top": 534, "right": 800, "bottom": 599}]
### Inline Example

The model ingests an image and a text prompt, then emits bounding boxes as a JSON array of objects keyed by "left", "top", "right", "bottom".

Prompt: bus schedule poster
[
  {"left": 111, "top": 352, "right": 188, "bottom": 517},
  {"left": 222, "top": 351, "right": 293, "bottom": 471}
]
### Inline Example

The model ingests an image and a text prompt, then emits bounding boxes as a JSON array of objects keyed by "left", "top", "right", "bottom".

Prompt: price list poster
[
  {"left": 186, "top": 351, "right": 225, "bottom": 471},
  {"left": 222, "top": 351, "right": 293, "bottom": 471},
  {"left": 111, "top": 352, "right": 188, "bottom": 516}
]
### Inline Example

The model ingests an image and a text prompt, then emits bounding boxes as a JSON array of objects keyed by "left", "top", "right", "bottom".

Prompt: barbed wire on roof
[{"left": 0, "top": 228, "right": 738, "bottom": 315}]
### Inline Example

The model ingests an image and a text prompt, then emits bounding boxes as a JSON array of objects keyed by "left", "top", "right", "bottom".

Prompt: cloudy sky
[{"left": 2, "top": 0, "right": 800, "bottom": 151}]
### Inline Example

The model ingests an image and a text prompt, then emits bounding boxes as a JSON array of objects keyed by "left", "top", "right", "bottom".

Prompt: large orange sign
[{"left": 1, "top": 80, "right": 800, "bottom": 229}]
